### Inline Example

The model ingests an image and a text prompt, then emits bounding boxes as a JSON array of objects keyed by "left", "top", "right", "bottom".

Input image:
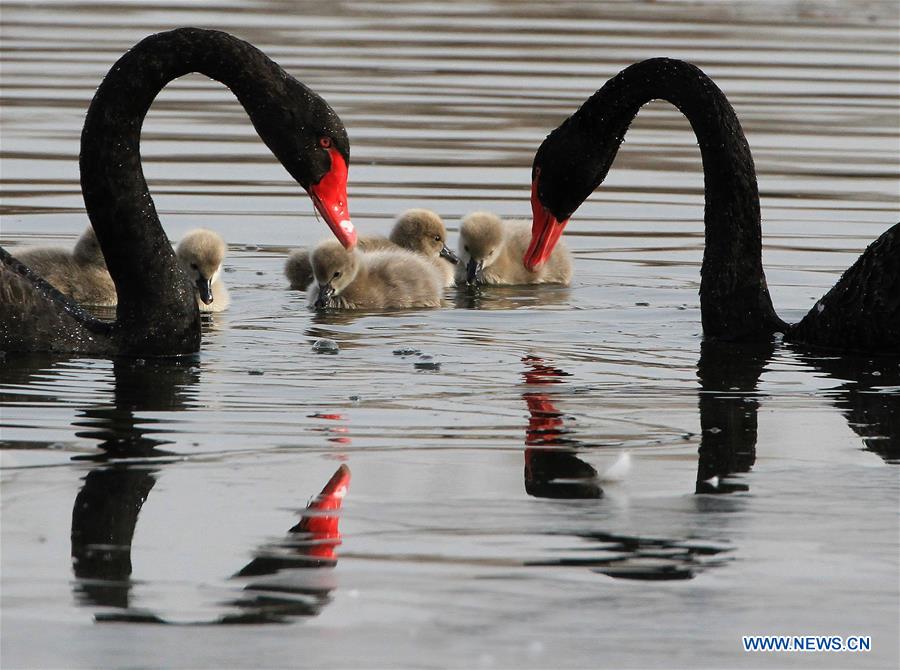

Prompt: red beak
[
  {"left": 309, "top": 148, "right": 356, "bottom": 248},
  {"left": 524, "top": 175, "right": 568, "bottom": 271}
]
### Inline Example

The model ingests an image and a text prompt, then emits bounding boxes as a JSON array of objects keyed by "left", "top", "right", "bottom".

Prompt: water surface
[{"left": 1, "top": 1, "right": 898, "bottom": 668}]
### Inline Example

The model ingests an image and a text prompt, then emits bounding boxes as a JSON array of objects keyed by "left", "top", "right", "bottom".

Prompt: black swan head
[
  {"left": 526, "top": 116, "right": 600, "bottom": 270},
  {"left": 247, "top": 82, "right": 355, "bottom": 247}
]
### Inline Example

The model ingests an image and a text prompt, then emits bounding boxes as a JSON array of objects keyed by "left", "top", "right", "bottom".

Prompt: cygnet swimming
[
  {"left": 176, "top": 228, "right": 229, "bottom": 312},
  {"left": 307, "top": 240, "right": 444, "bottom": 310},
  {"left": 457, "top": 212, "right": 572, "bottom": 285},
  {"left": 12, "top": 227, "right": 228, "bottom": 312},
  {"left": 287, "top": 208, "right": 458, "bottom": 290},
  {"left": 14, "top": 227, "right": 117, "bottom": 306}
]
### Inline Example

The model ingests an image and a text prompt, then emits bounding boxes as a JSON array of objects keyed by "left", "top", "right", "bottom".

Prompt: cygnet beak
[
  {"left": 465, "top": 258, "right": 484, "bottom": 285},
  {"left": 440, "top": 244, "right": 460, "bottom": 265},
  {"left": 315, "top": 282, "right": 335, "bottom": 309},
  {"left": 196, "top": 277, "right": 214, "bottom": 305}
]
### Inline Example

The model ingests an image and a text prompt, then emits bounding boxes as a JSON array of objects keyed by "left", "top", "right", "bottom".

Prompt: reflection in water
[
  {"left": 223, "top": 465, "right": 351, "bottom": 624},
  {"left": 70, "top": 359, "right": 197, "bottom": 612},
  {"left": 520, "top": 356, "right": 731, "bottom": 580},
  {"left": 0, "top": 354, "right": 97, "bottom": 441},
  {"left": 310, "top": 411, "right": 352, "bottom": 445},
  {"left": 453, "top": 284, "right": 571, "bottom": 311},
  {"left": 305, "top": 309, "right": 389, "bottom": 349},
  {"left": 71, "top": 466, "right": 157, "bottom": 609},
  {"left": 308, "top": 308, "right": 370, "bottom": 329},
  {"left": 66, "top": 360, "right": 351, "bottom": 624},
  {"left": 72, "top": 358, "right": 199, "bottom": 460},
  {"left": 798, "top": 351, "right": 900, "bottom": 464},
  {"left": 694, "top": 340, "right": 773, "bottom": 494},
  {"left": 520, "top": 343, "right": 777, "bottom": 498},
  {"left": 521, "top": 356, "right": 601, "bottom": 499},
  {"left": 523, "top": 394, "right": 603, "bottom": 499},
  {"left": 519, "top": 353, "right": 748, "bottom": 580},
  {"left": 529, "top": 531, "right": 733, "bottom": 581},
  {"left": 695, "top": 340, "right": 900, "bottom": 493},
  {"left": 694, "top": 340, "right": 900, "bottom": 494}
]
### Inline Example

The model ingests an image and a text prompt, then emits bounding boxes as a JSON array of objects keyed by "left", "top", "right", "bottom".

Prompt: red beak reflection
[
  {"left": 524, "top": 393, "right": 566, "bottom": 447},
  {"left": 291, "top": 464, "right": 351, "bottom": 560},
  {"left": 522, "top": 356, "right": 601, "bottom": 499}
]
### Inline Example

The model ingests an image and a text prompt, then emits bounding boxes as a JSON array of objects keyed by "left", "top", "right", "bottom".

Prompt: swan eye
[
  {"left": 319, "top": 136, "right": 333, "bottom": 149},
  {"left": 434, "top": 235, "right": 441, "bottom": 242},
  {"left": 333, "top": 271, "right": 341, "bottom": 278},
  {"left": 190, "top": 262, "right": 198, "bottom": 270}
]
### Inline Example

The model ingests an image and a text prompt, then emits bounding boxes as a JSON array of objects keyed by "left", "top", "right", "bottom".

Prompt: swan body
[
  {"left": 0, "top": 252, "right": 113, "bottom": 354},
  {"left": 13, "top": 227, "right": 116, "bottom": 307},
  {"left": 457, "top": 212, "right": 572, "bottom": 285},
  {"left": 787, "top": 225, "right": 898, "bottom": 352},
  {"left": 307, "top": 240, "right": 444, "bottom": 310},
  {"left": 527, "top": 57, "right": 898, "bottom": 353},
  {"left": 176, "top": 229, "right": 229, "bottom": 313},
  {"left": 286, "top": 208, "right": 458, "bottom": 290},
  {"left": 0, "top": 28, "right": 354, "bottom": 355}
]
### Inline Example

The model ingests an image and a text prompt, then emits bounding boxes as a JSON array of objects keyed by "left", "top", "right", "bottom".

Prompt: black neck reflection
[
  {"left": 695, "top": 340, "right": 774, "bottom": 494},
  {"left": 70, "top": 358, "right": 198, "bottom": 609},
  {"left": 65, "top": 358, "right": 351, "bottom": 624},
  {"left": 72, "top": 358, "right": 199, "bottom": 461},
  {"left": 71, "top": 465, "right": 156, "bottom": 609},
  {"left": 518, "top": 343, "right": 900, "bottom": 581}
]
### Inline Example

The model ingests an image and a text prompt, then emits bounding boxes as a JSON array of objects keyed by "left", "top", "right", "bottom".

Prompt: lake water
[{"left": 1, "top": 1, "right": 898, "bottom": 668}]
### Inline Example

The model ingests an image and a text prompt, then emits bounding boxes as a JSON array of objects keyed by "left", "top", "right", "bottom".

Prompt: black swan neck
[
  {"left": 80, "top": 28, "right": 298, "bottom": 353},
  {"left": 565, "top": 58, "right": 786, "bottom": 339}
]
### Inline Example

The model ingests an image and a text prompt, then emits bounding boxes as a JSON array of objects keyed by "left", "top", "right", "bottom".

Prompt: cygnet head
[
  {"left": 311, "top": 240, "right": 360, "bottom": 308},
  {"left": 176, "top": 228, "right": 226, "bottom": 305},
  {"left": 392, "top": 209, "right": 459, "bottom": 265},
  {"left": 73, "top": 226, "right": 104, "bottom": 264},
  {"left": 459, "top": 212, "right": 504, "bottom": 284}
]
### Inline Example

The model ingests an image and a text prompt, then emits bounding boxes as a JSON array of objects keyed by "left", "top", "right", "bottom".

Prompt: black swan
[
  {"left": 525, "top": 58, "right": 898, "bottom": 354},
  {"left": 0, "top": 27, "right": 355, "bottom": 356}
]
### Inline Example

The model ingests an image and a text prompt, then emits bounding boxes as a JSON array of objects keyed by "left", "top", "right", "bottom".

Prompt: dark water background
[{"left": 1, "top": 1, "right": 898, "bottom": 668}]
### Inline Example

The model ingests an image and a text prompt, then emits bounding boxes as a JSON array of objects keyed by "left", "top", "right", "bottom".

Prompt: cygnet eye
[
  {"left": 333, "top": 270, "right": 341, "bottom": 278},
  {"left": 190, "top": 262, "right": 198, "bottom": 270},
  {"left": 434, "top": 235, "right": 441, "bottom": 242},
  {"left": 464, "top": 245, "right": 469, "bottom": 252}
]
